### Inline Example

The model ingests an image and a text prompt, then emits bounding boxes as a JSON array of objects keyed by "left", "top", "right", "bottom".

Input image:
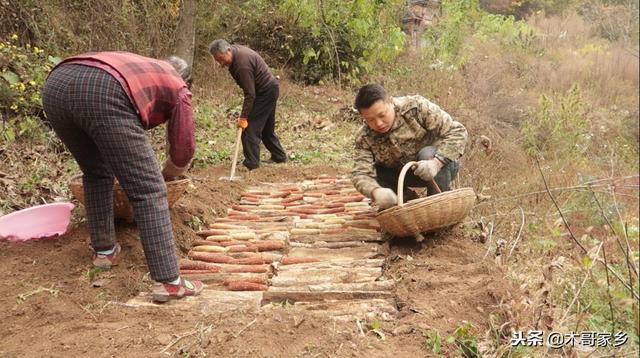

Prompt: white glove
[
  {"left": 372, "top": 188, "right": 398, "bottom": 210},
  {"left": 162, "top": 159, "right": 189, "bottom": 181},
  {"left": 413, "top": 159, "right": 442, "bottom": 181}
]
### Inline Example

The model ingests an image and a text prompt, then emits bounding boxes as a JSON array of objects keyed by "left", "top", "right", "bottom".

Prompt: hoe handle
[{"left": 229, "top": 127, "right": 243, "bottom": 179}]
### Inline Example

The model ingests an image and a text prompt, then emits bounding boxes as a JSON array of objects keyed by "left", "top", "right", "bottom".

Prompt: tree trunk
[{"left": 173, "top": 0, "right": 196, "bottom": 68}]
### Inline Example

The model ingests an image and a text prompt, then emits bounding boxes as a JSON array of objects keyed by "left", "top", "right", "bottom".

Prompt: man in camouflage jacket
[{"left": 351, "top": 84, "right": 468, "bottom": 210}]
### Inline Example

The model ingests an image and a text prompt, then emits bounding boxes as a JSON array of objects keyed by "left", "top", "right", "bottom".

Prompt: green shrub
[
  {"left": 423, "top": 0, "right": 483, "bottom": 68},
  {"left": 474, "top": 13, "right": 534, "bottom": 49},
  {"left": 0, "top": 34, "right": 59, "bottom": 118},
  {"left": 220, "top": 0, "right": 406, "bottom": 84},
  {"left": 422, "top": 0, "right": 535, "bottom": 68},
  {"left": 521, "top": 84, "right": 592, "bottom": 161},
  {"left": 0, "top": 34, "right": 61, "bottom": 143}
]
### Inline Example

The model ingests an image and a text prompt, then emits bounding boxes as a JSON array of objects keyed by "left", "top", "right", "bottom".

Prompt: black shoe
[
  {"left": 264, "top": 157, "right": 287, "bottom": 164},
  {"left": 242, "top": 162, "right": 259, "bottom": 171}
]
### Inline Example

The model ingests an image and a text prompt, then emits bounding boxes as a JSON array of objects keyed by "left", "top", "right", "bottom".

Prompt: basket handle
[{"left": 397, "top": 161, "right": 442, "bottom": 205}]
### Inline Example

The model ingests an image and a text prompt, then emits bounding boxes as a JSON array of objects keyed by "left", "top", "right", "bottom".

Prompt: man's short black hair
[{"left": 354, "top": 84, "right": 388, "bottom": 111}]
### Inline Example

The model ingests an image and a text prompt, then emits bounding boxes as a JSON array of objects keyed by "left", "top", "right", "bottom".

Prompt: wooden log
[
  {"left": 288, "top": 247, "right": 380, "bottom": 261},
  {"left": 270, "top": 267, "right": 382, "bottom": 286},
  {"left": 180, "top": 272, "right": 271, "bottom": 283},
  {"left": 253, "top": 230, "right": 290, "bottom": 236},
  {"left": 223, "top": 277, "right": 269, "bottom": 286},
  {"left": 319, "top": 228, "right": 350, "bottom": 235},
  {"left": 323, "top": 217, "right": 352, "bottom": 223},
  {"left": 345, "top": 220, "right": 380, "bottom": 227},
  {"left": 256, "top": 232, "right": 290, "bottom": 241},
  {"left": 262, "top": 290, "right": 393, "bottom": 303},
  {"left": 290, "top": 228, "right": 320, "bottom": 235},
  {"left": 289, "top": 241, "right": 368, "bottom": 249},
  {"left": 291, "top": 234, "right": 382, "bottom": 243},
  {"left": 276, "top": 259, "right": 384, "bottom": 270},
  {"left": 307, "top": 214, "right": 341, "bottom": 220},
  {"left": 280, "top": 257, "right": 321, "bottom": 265},
  {"left": 268, "top": 280, "right": 394, "bottom": 292},
  {"left": 227, "top": 281, "right": 269, "bottom": 291},
  {"left": 346, "top": 225, "right": 380, "bottom": 231},
  {"left": 317, "top": 223, "right": 344, "bottom": 229}
]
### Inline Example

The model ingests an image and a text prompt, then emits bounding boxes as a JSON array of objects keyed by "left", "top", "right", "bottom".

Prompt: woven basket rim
[
  {"left": 376, "top": 187, "right": 476, "bottom": 218},
  {"left": 374, "top": 161, "right": 476, "bottom": 235}
]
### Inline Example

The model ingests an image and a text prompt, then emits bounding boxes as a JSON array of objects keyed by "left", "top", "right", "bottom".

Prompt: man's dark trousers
[
  {"left": 242, "top": 81, "right": 287, "bottom": 169},
  {"left": 375, "top": 146, "right": 459, "bottom": 201}
]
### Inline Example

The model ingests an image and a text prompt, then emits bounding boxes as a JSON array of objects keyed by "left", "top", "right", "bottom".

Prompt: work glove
[
  {"left": 371, "top": 188, "right": 398, "bottom": 210},
  {"left": 162, "top": 159, "right": 189, "bottom": 181},
  {"left": 237, "top": 117, "right": 249, "bottom": 129},
  {"left": 413, "top": 159, "right": 442, "bottom": 182}
]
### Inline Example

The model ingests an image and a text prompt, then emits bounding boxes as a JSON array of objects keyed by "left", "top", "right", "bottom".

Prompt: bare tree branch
[{"left": 535, "top": 157, "right": 587, "bottom": 253}]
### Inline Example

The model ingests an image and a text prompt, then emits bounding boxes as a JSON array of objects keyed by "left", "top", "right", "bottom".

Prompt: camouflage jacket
[{"left": 351, "top": 95, "right": 468, "bottom": 197}]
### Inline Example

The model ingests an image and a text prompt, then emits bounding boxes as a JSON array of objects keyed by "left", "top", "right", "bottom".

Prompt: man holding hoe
[{"left": 208, "top": 39, "right": 287, "bottom": 171}]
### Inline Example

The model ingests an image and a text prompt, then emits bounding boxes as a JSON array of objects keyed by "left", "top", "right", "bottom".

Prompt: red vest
[{"left": 56, "top": 52, "right": 187, "bottom": 129}]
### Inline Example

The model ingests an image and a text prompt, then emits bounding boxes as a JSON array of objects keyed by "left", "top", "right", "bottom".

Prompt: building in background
[{"left": 402, "top": 0, "right": 442, "bottom": 48}]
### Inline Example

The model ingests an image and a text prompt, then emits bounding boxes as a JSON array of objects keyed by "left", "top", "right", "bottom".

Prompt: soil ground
[{"left": 0, "top": 164, "right": 514, "bottom": 357}]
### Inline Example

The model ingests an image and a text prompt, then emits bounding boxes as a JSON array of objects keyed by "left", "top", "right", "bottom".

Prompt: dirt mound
[
  {"left": 388, "top": 227, "right": 513, "bottom": 333},
  {"left": 0, "top": 164, "right": 516, "bottom": 357}
]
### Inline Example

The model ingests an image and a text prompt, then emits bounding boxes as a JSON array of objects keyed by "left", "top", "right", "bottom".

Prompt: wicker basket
[
  {"left": 376, "top": 161, "right": 476, "bottom": 241},
  {"left": 69, "top": 175, "right": 191, "bottom": 223}
]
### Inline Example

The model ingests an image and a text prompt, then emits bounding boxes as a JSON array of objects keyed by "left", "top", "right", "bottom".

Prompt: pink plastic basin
[{"left": 0, "top": 202, "right": 75, "bottom": 241}]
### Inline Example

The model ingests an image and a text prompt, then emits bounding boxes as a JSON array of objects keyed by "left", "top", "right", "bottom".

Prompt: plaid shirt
[{"left": 56, "top": 52, "right": 194, "bottom": 167}]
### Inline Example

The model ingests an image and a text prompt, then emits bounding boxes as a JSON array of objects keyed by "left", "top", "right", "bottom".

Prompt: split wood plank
[
  {"left": 267, "top": 280, "right": 395, "bottom": 292},
  {"left": 287, "top": 246, "right": 382, "bottom": 261},
  {"left": 270, "top": 267, "right": 382, "bottom": 286},
  {"left": 262, "top": 290, "right": 394, "bottom": 303}
]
